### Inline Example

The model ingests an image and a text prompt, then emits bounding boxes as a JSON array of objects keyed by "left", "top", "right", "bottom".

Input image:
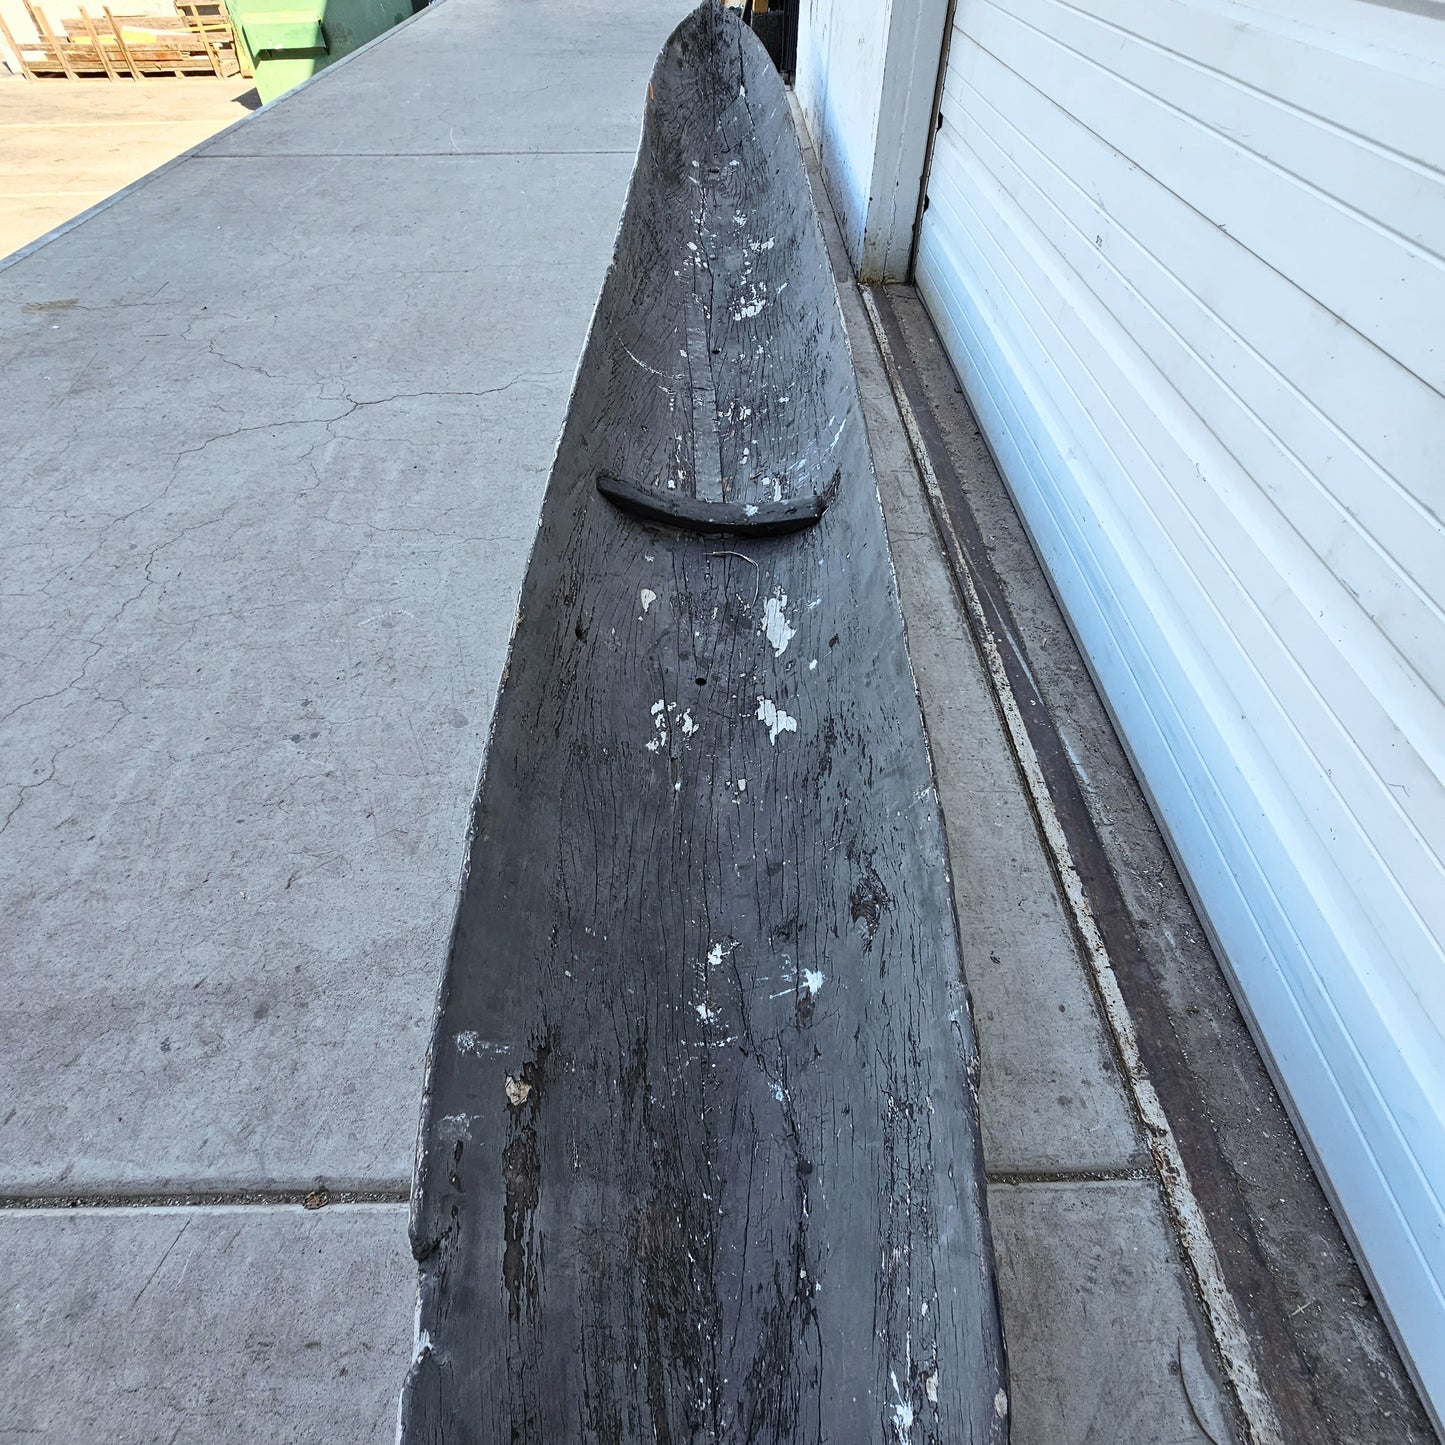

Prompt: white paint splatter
[
  {"left": 640, "top": 588, "right": 657, "bottom": 614},
  {"left": 706, "top": 943, "right": 726, "bottom": 970},
  {"left": 456, "top": 1031, "right": 505, "bottom": 1056},
  {"left": 756, "top": 697, "right": 797, "bottom": 744},
  {"left": 770, "top": 1081, "right": 786, "bottom": 1103},
  {"left": 504, "top": 1075, "right": 532, "bottom": 1107},
  {"left": 802, "top": 969, "right": 825, "bottom": 996},
  {"left": 924, "top": 1371, "right": 939, "bottom": 1405},
  {"left": 748, "top": 237, "right": 776, "bottom": 252},
  {"left": 730, "top": 283, "right": 768, "bottom": 321},
  {"left": 646, "top": 698, "right": 668, "bottom": 753},
  {"left": 743, "top": 503, "right": 759, "bottom": 517},
  {"left": 809, "top": 659, "right": 818, "bottom": 671},
  {"left": 762, "top": 590, "right": 796, "bottom": 656},
  {"left": 994, "top": 1390, "right": 1009, "bottom": 1419},
  {"left": 678, "top": 710, "right": 698, "bottom": 737},
  {"left": 890, "top": 1373, "right": 914, "bottom": 1442},
  {"left": 696, "top": 1003, "right": 719, "bottom": 1023}
]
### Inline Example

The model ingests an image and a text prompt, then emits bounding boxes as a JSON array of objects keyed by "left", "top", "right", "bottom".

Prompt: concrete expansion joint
[
  {"left": 986, "top": 1167, "right": 1153, "bottom": 1187},
  {"left": 0, "top": 1187, "right": 411, "bottom": 1211}
]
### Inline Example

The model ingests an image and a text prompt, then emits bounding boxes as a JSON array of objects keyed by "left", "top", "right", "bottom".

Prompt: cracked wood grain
[{"left": 400, "top": 7, "right": 1007, "bottom": 1442}]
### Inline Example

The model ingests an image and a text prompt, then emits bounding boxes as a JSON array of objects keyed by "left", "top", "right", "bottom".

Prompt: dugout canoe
[{"left": 400, "top": 6, "right": 1009, "bottom": 1440}]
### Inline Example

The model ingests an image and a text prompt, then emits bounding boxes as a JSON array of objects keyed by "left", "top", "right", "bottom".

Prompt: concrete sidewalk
[{"left": 0, "top": 1, "right": 691, "bottom": 1437}]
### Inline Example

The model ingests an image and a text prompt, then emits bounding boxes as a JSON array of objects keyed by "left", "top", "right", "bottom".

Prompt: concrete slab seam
[
  {"left": 5, "top": 1201, "right": 410, "bottom": 1219},
  {"left": 985, "top": 1167, "right": 1151, "bottom": 1186},
  {"left": 0, "top": 1189, "right": 410, "bottom": 1210},
  {"left": 859, "top": 283, "right": 1283, "bottom": 1445}
]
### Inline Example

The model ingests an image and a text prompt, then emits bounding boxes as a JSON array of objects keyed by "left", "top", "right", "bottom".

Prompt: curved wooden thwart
[
  {"left": 400, "top": 6, "right": 1008, "bottom": 1442},
  {"left": 597, "top": 469, "right": 835, "bottom": 537}
]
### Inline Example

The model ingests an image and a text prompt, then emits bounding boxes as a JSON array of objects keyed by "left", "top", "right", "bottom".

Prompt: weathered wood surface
[{"left": 400, "top": 6, "right": 1008, "bottom": 1441}]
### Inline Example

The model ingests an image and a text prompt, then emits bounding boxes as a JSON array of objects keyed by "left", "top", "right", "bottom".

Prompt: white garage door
[{"left": 914, "top": 0, "right": 1445, "bottom": 1414}]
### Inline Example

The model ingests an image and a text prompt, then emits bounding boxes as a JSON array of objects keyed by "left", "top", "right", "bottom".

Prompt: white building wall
[
  {"left": 801, "top": 0, "right": 1445, "bottom": 1420},
  {"left": 795, "top": 0, "right": 883, "bottom": 266},
  {"left": 795, "top": 0, "right": 946, "bottom": 280},
  {"left": 914, "top": 0, "right": 1445, "bottom": 1417}
]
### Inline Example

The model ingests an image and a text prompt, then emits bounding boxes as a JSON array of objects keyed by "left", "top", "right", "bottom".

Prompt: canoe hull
[{"left": 401, "top": 7, "right": 1008, "bottom": 1441}]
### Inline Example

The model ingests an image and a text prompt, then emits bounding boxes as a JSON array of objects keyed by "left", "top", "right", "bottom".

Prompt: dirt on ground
[{"left": 0, "top": 74, "right": 257, "bottom": 259}]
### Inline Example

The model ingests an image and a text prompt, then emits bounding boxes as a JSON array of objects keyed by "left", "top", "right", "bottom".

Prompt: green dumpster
[{"left": 229, "top": 0, "right": 414, "bottom": 103}]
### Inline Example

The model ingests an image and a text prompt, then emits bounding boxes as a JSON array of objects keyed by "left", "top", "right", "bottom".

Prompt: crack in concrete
[{"left": 1, "top": 371, "right": 562, "bottom": 764}]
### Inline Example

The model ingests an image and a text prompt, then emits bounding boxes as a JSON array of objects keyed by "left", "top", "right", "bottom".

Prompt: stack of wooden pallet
[{"left": 0, "top": 0, "right": 246, "bottom": 78}]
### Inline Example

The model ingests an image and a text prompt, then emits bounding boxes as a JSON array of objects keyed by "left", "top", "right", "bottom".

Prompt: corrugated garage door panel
[{"left": 915, "top": 0, "right": 1445, "bottom": 1415}]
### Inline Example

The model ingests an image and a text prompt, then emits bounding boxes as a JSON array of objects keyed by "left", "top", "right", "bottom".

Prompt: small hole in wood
[{"left": 695, "top": 676, "right": 708, "bottom": 687}]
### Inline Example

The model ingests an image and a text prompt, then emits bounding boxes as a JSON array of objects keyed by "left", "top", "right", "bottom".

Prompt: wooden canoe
[{"left": 400, "top": 5, "right": 1008, "bottom": 1440}]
